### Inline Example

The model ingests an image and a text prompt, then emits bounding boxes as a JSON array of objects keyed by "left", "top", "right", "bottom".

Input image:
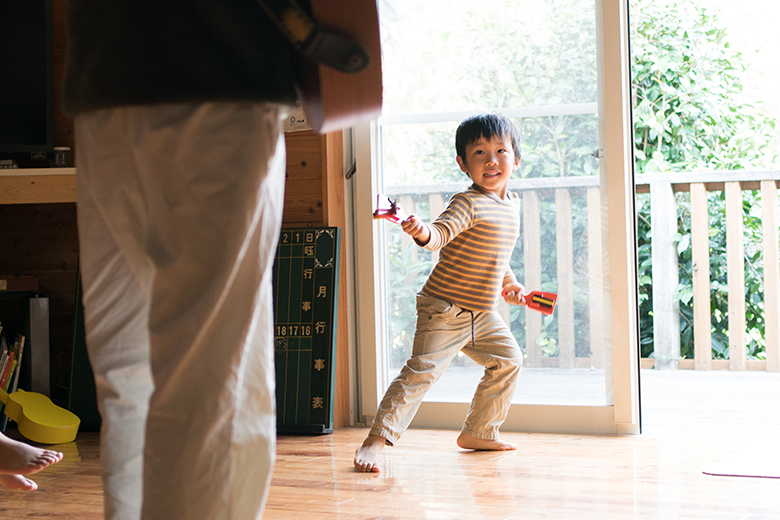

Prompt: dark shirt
[{"left": 63, "top": 0, "right": 301, "bottom": 115}]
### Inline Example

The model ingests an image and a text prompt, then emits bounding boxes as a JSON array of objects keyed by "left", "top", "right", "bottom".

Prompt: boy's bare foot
[
  {"left": 0, "top": 434, "right": 63, "bottom": 476},
  {"left": 354, "top": 434, "right": 386, "bottom": 473},
  {"left": 457, "top": 432, "right": 517, "bottom": 451},
  {"left": 0, "top": 474, "right": 38, "bottom": 492}
]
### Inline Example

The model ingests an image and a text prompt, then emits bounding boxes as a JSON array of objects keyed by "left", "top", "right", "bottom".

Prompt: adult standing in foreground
[{"left": 63, "top": 1, "right": 300, "bottom": 518}]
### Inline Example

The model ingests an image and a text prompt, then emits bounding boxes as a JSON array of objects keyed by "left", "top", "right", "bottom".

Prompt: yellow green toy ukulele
[{"left": 0, "top": 388, "right": 80, "bottom": 444}]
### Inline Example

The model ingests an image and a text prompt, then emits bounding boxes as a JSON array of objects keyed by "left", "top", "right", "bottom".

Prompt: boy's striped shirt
[{"left": 420, "top": 185, "right": 520, "bottom": 312}]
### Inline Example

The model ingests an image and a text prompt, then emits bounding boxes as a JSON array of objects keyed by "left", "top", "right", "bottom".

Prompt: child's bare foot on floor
[
  {"left": 0, "top": 474, "right": 38, "bottom": 491},
  {"left": 0, "top": 433, "right": 63, "bottom": 476},
  {"left": 457, "top": 432, "right": 517, "bottom": 451},
  {"left": 354, "top": 434, "right": 386, "bottom": 473}
]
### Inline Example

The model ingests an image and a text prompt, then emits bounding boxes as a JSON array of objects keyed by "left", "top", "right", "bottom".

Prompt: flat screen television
[{"left": 0, "top": 0, "right": 54, "bottom": 163}]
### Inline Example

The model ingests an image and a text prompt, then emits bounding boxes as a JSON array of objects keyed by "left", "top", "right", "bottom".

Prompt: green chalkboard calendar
[{"left": 273, "top": 227, "right": 340, "bottom": 434}]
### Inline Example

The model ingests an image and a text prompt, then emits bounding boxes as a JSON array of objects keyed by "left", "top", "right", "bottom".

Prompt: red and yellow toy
[{"left": 503, "top": 290, "right": 558, "bottom": 315}]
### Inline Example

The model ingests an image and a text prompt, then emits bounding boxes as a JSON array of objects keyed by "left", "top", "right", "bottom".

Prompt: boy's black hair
[{"left": 455, "top": 111, "right": 522, "bottom": 161}]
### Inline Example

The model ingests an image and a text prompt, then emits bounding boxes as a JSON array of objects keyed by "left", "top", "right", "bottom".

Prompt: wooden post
[
  {"left": 556, "top": 188, "right": 575, "bottom": 368},
  {"left": 650, "top": 180, "right": 680, "bottom": 370},
  {"left": 498, "top": 191, "right": 517, "bottom": 329},
  {"left": 428, "top": 193, "right": 446, "bottom": 265},
  {"left": 761, "top": 180, "right": 780, "bottom": 372},
  {"left": 320, "top": 131, "right": 352, "bottom": 426},
  {"left": 690, "top": 183, "right": 712, "bottom": 370},
  {"left": 725, "top": 181, "right": 746, "bottom": 371},
  {"left": 524, "top": 190, "right": 542, "bottom": 367},
  {"left": 429, "top": 193, "right": 446, "bottom": 218},
  {"left": 399, "top": 195, "right": 417, "bottom": 263},
  {"left": 587, "top": 187, "right": 604, "bottom": 369}
]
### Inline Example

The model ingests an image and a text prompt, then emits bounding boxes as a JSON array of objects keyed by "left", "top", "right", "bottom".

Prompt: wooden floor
[{"left": 3, "top": 369, "right": 780, "bottom": 519}]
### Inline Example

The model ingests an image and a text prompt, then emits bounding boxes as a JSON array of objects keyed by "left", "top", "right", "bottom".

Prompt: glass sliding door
[{"left": 354, "top": 0, "right": 639, "bottom": 434}]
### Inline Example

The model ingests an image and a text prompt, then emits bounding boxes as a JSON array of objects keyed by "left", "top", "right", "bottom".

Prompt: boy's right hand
[
  {"left": 401, "top": 215, "right": 431, "bottom": 245},
  {"left": 501, "top": 281, "right": 527, "bottom": 306}
]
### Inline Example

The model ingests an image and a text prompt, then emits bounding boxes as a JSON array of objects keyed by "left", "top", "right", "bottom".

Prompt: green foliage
[
  {"left": 404, "top": 0, "right": 601, "bottom": 184},
  {"left": 631, "top": 0, "right": 778, "bottom": 361},
  {"left": 636, "top": 192, "right": 654, "bottom": 357},
  {"left": 631, "top": 0, "right": 778, "bottom": 173},
  {"left": 385, "top": 217, "right": 435, "bottom": 369}
]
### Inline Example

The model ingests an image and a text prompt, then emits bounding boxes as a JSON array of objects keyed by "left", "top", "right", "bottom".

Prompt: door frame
[{"left": 352, "top": 0, "right": 640, "bottom": 435}]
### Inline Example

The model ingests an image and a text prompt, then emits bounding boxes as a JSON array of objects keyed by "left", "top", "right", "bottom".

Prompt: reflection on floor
[
  {"left": 3, "top": 369, "right": 779, "bottom": 519},
  {"left": 424, "top": 366, "right": 608, "bottom": 405},
  {"left": 265, "top": 369, "right": 780, "bottom": 519}
]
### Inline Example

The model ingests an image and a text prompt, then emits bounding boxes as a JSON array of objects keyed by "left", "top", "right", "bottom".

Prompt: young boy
[{"left": 355, "top": 112, "right": 526, "bottom": 473}]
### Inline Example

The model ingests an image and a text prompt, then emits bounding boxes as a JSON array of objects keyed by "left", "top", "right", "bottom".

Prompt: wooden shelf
[
  {"left": 0, "top": 275, "right": 39, "bottom": 292},
  {"left": 0, "top": 168, "right": 76, "bottom": 204}
]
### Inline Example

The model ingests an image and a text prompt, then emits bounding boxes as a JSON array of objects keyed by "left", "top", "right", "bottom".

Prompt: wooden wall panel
[
  {"left": 283, "top": 132, "right": 325, "bottom": 225},
  {"left": 0, "top": 203, "right": 79, "bottom": 408},
  {"left": 0, "top": 204, "right": 78, "bottom": 270}
]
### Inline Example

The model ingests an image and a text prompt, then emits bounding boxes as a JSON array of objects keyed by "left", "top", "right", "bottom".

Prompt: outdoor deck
[
  {"left": 639, "top": 368, "right": 780, "bottom": 439},
  {"left": 423, "top": 366, "right": 780, "bottom": 438}
]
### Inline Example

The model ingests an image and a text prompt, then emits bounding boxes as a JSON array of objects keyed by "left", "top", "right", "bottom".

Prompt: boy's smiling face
[{"left": 456, "top": 135, "right": 520, "bottom": 199}]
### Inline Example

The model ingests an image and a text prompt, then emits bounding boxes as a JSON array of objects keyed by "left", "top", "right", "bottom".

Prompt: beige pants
[
  {"left": 370, "top": 294, "right": 522, "bottom": 444},
  {"left": 75, "top": 103, "right": 286, "bottom": 520}
]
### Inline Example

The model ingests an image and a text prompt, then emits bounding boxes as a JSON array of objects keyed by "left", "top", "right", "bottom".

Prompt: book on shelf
[
  {"left": 0, "top": 332, "right": 25, "bottom": 432},
  {"left": 6, "top": 336, "right": 24, "bottom": 405},
  {"left": 0, "top": 351, "right": 14, "bottom": 390},
  {"left": 0, "top": 337, "right": 7, "bottom": 383},
  {"left": 9, "top": 335, "right": 24, "bottom": 395},
  {"left": 0, "top": 334, "right": 9, "bottom": 420}
]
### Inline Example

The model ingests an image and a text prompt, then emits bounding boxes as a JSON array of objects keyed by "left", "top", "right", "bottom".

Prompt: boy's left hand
[{"left": 501, "top": 281, "right": 526, "bottom": 306}]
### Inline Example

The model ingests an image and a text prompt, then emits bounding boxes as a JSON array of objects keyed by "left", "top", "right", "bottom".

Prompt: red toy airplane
[
  {"left": 373, "top": 194, "right": 409, "bottom": 224},
  {"left": 502, "top": 290, "right": 558, "bottom": 315}
]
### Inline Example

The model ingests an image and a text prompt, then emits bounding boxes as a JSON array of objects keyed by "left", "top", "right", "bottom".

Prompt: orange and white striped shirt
[{"left": 420, "top": 185, "right": 520, "bottom": 312}]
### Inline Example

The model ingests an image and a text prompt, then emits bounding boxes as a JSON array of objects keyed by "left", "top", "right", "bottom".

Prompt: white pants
[
  {"left": 370, "top": 295, "right": 522, "bottom": 445},
  {"left": 75, "top": 103, "right": 286, "bottom": 520}
]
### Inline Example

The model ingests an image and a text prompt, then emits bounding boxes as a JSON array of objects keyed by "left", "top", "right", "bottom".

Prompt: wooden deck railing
[
  {"left": 385, "top": 170, "right": 780, "bottom": 372},
  {"left": 637, "top": 170, "right": 780, "bottom": 372}
]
